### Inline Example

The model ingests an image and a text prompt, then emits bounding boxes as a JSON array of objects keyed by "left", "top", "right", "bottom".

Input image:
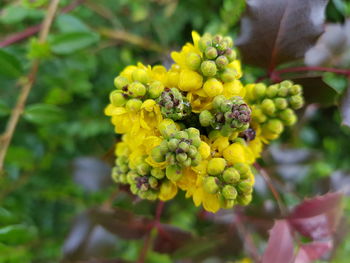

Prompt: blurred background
[{"left": 0, "top": 0, "right": 350, "bottom": 262}]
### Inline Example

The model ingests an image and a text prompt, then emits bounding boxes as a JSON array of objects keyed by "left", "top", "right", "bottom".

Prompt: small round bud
[
  {"left": 203, "top": 176, "right": 219, "bottom": 194},
  {"left": 289, "top": 84, "right": 302, "bottom": 96},
  {"left": 136, "top": 163, "right": 151, "bottom": 175},
  {"left": 186, "top": 52, "right": 202, "bottom": 70},
  {"left": 225, "top": 48, "right": 236, "bottom": 62},
  {"left": 265, "top": 119, "right": 284, "bottom": 134},
  {"left": 151, "top": 147, "right": 165, "bottom": 162},
  {"left": 178, "top": 141, "right": 190, "bottom": 152},
  {"left": 129, "top": 82, "right": 146, "bottom": 97},
  {"left": 215, "top": 55, "right": 229, "bottom": 69},
  {"left": 222, "top": 168, "right": 240, "bottom": 184},
  {"left": 212, "top": 35, "right": 223, "bottom": 46},
  {"left": 223, "top": 36, "right": 233, "bottom": 48},
  {"left": 278, "top": 85, "right": 289, "bottom": 97},
  {"left": 266, "top": 84, "right": 279, "bottom": 98},
  {"left": 158, "top": 119, "right": 178, "bottom": 138},
  {"left": 261, "top": 98, "right": 276, "bottom": 116},
  {"left": 237, "top": 194, "right": 252, "bottom": 205},
  {"left": 205, "top": 47, "right": 218, "bottom": 59},
  {"left": 176, "top": 153, "right": 188, "bottom": 163},
  {"left": 148, "top": 81, "right": 164, "bottom": 99},
  {"left": 279, "top": 109, "right": 297, "bottom": 126},
  {"left": 168, "top": 138, "right": 179, "bottom": 151},
  {"left": 191, "top": 153, "right": 202, "bottom": 166},
  {"left": 149, "top": 177, "right": 158, "bottom": 189},
  {"left": 201, "top": 61, "right": 217, "bottom": 77},
  {"left": 199, "top": 37, "right": 212, "bottom": 52},
  {"left": 207, "top": 158, "right": 227, "bottom": 175},
  {"left": 203, "top": 78, "right": 223, "bottom": 97},
  {"left": 222, "top": 185, "right": 238, "bottom": 200},
  {"left": 151, "top": 168, "right": 165, "bottom": 179},
  {"left": 280, "top": 80, "right": 293, "bottom": 89},
  {"left": 199, "top": 110, "right": 214, "bottom": 127},
  {"left": 274, "top": 97, "right": 288, "bottom": 110},
  {"left": 114, "top": 76, "right": 129, "bottom": 90},
  {"left": 198, "top": 142, "right": 210, "bottom": 159},
  {"left": 212, "top": 95, "right": 226, "bottom": 110},
  {"left": 188, "top": 146, "right": 197, "bottom": 158},
  {"left": 187, "top": 127, "right": 200, "bottom": 137},
  {"left": 253, "top": 83, "right": 266, "bottom": 99},
  {"left": 126, "top": 99, "right": 142, "bottom": 112},
  {"left": 238, "top": 180, "right": 252, "bottom": 193},
  {"left": 289, "top": 95, "right": 304, "bottom": 109},
  {"left": 175, "top": 131, "right": 189, "bottom": 140},
  {"left": 220, "top": 68, "right": 238, "bottom": 82},
  {"left": 132, "top": 69, "right": 149, "bottom": 84},
  {"left": 166, "top": 164, "right": 183, "bottom": 181},
  {"left": 234, "top": 163, "right": 250, "bottom": 175},
  {"left": 110, "top": 90, "right": 126, "bottom": 107}
]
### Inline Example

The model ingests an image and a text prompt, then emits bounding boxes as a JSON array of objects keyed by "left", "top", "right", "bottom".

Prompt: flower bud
[
  {"left": 237, "top": 194, "right": 252, "bottom": 205},
  {"left": 261, "top": 98, "right": 276, "bottom": 116},
  {"left": 187, "top": 127, "right": 200, "bottom": 137},
  {"left": 132, "top": 69, "right": 149, "bottom": 84},
  {"left": 274, "top": 97, "right": 288, "bottom": 110},
  {"left": 151, "top": 168, "right": 165, "bottom": 179},
  {"left": 114, "top": 75, "right": 129, "bottom": 90},
  {"left": 253, "top": 83, "right": 266, "bottom": 100},
  {"left": 279, "top": 109, "right": 297, "bottom": 126},
  {"left": 212, "top": 34, "right": 223, "bottom": 46},
  {"left": 238, "top": 180, "right": 253, "bottom": 193},
  {"left": 151, "top": 147, "right": 165, "bottom": 162},
  {"left": 198, "top": 142, "right": 210, "bottom": 159},
  {"left": 203, "top": 176, "right": 219, "bottom": 194},
  {"left": 212, "top": 95, "right": 226, "bottom": 110},
  {"left": 175, "top": 131, "right": 189, "bottom": 140},
  {"left": 289, "top": 84, "right": 302, "bottom": 96},
  {"left": 158, "top": 119, "right": 178, "bottom": 138},
  {"left": 278, "top": 85, "right": 289, "bottom": 97},
  {"left": 222, "top": 185, "right": 238, "bottom": 200},
  {"left": 222, "top": 167, "right": 240, "bottom": 184},
  {"left": 201, "top": 61, "right": 217, "bottom": 77},
  {"left": 178, "top": 141, "right": 190, "bottom": 152},
  {"left": 148, "top": 81, "right": 164, "bottom": 99},
  {"left": 207, "top": 158, "right": 227, "bottom": 175},
  {"left": 289, "top": 95, "right": 304, "bottom": 109},
  {"left": 234, "top": 163, "right": 250, "bottom": 175},
  {"left": 223, "top": 36, "right": 233, "bottom": 48},
  {"left": 158, "top": 88, "right": 191, "bottom": 120},
  {"left": 148, "top": 177, "right": 158, "bottom": 189},
  {"left": 166, "top": 164, "right": 183, "bottom": 181},
  {"left": 126, "top": 99, "right": 142, "bottom": 112},
  {"left": 176, "top": 153, "right": 188, "bottom": 163},
  {"left": 178, "top": 69, "right": 203, "bottom": 91},
  {"left": 168, "top": 138, "right": 179, "bottom": 151},
  {"left": 266, "top": 84, "right": 279, "bottom": 98},
  {"left": 252, "top": 107, "right": 267, "bottom": 123},
  {"left": 220, "top": 68, "right": 238, "bottom": 82},
  {"left": 225, "top": 48, "right": 236, "bottom": 62},
  {"left": 199, "top": 110, "right": 214, "bottom": 127},
  {"left": 110, "top": 90, "right": 126, "bottom": 107},
  {"left": 191, "top": 153, "right": 202, "bottom": 166},
  {"left": 205, "top": 46, "right": 218, "bottom": 59},
  {"left": 136, "top": 162, "right": 151, "bottom": 175},
  {"left": 198, "top": 36, "right": 212, "bottom": 52},
  {"left": 186, "top": 52, "right": 202, "bottom": 70},
  {"left": 215, "top": 55, "right": 228, "bottom": 69},
  {"left": 203, "top": 78, "right": 223, "bottom": 97},
  {"left": 129, "top": 82, "right": 146, "bottom": 97}
]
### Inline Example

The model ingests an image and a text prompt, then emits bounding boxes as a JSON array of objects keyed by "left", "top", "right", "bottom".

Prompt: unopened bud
[
  {"left": 274, "top": 97, "right": 288, "bottom": 110},
  {"left": 207, "top": 158, "right": 227, "bottom": 175},
  {"left": 225, "top": 48, "right": 236, "bottom": 62},
  {"left": 220, "top": 68, "right": 238, "bottom": 82},
  {"left": 166, "top": 164, "right": 183, "bottom": 181},
  {"left": 205, "top": 46, "right": 218, "bottom": 59},
  {"left": 279, "top": 109, "right": 297, "bottom": 126},
  {"left": 149, "top": 177, "right": 158, "bottom": 189},
  {"left": 238, "top": 180, "right": 252, "bottom": 193},
  {"left": 237, "top": 194, "right": 252, "bottom": 206},
  {"left": 253, "top": 83, "right": 266, "bottom": 100},
  {"left": 126, "top": 99, "right": 142, "bottom": 112},
  {"left": 222, "top": 167, "right": 240, "bottom": 184},
  {"left": 151, "top": 147, "right": 165, "bottom": 162},
  {"left": 215, "top": 55, "right": 228, "bottom": 69},
  {"left": 176, "top": 153, "right": 188, "bottom": 163},
  {"left": 289, "top": 84, "right": 302, "bottom": 96},
  {"left": 110, "top": 90, "right": 126, "bottom": 107},
  {"left": 148, "top": 81, "right": 164, "bottom": 98},
  {"left": 212, "top": 95, "right": 226, "bottom": 110},
  {"left": 199, "top": 36, "right": 212, "bottom": 52},
  {"left": 222, "top": 185, "right": 238, "bottom": 200},
  {"left": 151, "top": 168, "right": 165, "bottom": 179},
  {"left": 129, "top": 82, "right": 146, "bottom": 97},
  {"left": 289, "top": 95, "right": 304, "bottom": 109},
  {"left": 266, "top": 84, "right": 279, "bottom": 98},
  {"left": 199, "top": 110, "right": 214, "bottom": 127},
  {"left": 201, "top": 61, "right": 217, "bottom": 77},
  {"left": 261, "top": 98, "right": 276, "bottom": 116},
  {"left": 114, "top": 76, "right": 129, "bottom": 90},
  {"left": 203, "top": 78, "right": 223, "bottom": 97},
  {"left": 132, "top": 69, "right": 149, "bottom": 84},
  {"left": 203, "top": 176, "right": 219, "bottom": 194},
  {"left": 136, "top": 163, "right": 151, "bottom": 175},
  {"left": 186, "top": 52, "right": 202, "bottom": 70},
  {"left": 234, "top": 163, "right": 250, "bottom": 175}
]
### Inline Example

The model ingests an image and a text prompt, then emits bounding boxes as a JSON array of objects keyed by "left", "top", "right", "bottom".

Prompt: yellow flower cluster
[{"left": 105, "top": 32, "right": 304, "bottom": 213}]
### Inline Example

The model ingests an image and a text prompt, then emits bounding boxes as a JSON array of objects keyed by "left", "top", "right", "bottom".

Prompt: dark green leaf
[
  {"left": 56, "top": 14, "right": 89, "bottom": 33},
  {"left": 23, "top": 103, "right": 65, "bottom": 125},
  {"left": 0, "top": 49, "right": 22, "bottom": 78},
  {"left": 236, "top": 0, "right": 329, "bottom": 69},
  {"left": 0, "top": 224, "right": 37, "bottom": 245},
  {"left": 50, "top": 32, "right": 100, "bottom": 55}
]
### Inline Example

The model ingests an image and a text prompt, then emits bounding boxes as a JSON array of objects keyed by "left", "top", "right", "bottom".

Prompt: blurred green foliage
[{"left": 0, "top": 0, "right": 349, "bottom": 262}]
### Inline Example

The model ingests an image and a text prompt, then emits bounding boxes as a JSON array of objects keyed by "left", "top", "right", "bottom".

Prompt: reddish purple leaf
[
  {"left": 294, "top": 241, "right": 333, "bottom": 263},
  {"left": 288, "top": 192, "right": 343, "bottom": 240},
  {"left": 236, "top": 0, "right": 329, "bottom": 69},
  {"left": 340, "top": 83, "right": 350, "bottom": 128},
  {"left": 262, "top": 220, "right": 295, "bottom": 263}
]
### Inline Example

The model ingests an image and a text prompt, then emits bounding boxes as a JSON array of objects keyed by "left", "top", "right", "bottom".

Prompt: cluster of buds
[
  {"left": 247, "top": 81, "right": 304, "bottom": 140},
  {"left": 111, "top": 155, "right": 129, "bottom": 184},
  {"left": 157, "top": 88, "right": 191, "bottom": 120},
  {"left": 203, "top": 159, "right": 254, "bottom": 208},
  {"left": 199, "top": 95, "right": 251, "bottom": 137},
  {"left": 151, "top": 128, "right": 202, "bottom": 181}
]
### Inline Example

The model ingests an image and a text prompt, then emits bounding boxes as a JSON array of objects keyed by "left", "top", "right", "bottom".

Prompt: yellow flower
[
  {"left": 223, "top": 79, "right": 245, "bottom": 99},
  {"left": 223, "top": 142, "right": 254, "bottom": 165},
  {"left": 159, "top": 180, "right": 178, "bottom": 201},
  {"left": 178, "top": 69, "right": 203, "bottom": 91}
]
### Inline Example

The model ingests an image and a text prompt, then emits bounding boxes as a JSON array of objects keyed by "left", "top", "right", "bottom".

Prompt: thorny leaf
[
  {"left": 287, "top": 192, "right": 343, "bottom": 240},
  {"left": 236, "top": 0, "right": 329, "bottom": 69}
]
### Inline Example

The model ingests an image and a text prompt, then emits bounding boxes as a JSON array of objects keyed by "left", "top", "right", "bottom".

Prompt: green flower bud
[
  {"left": 205, "top": 46, "right": 218, "bottom": 59},
  {"left": 234, "top": 163, "right": 250, "bottom": 175},
  {"left": 187, "top": 127, "right": 200, "bottom": 137},
  {"left": 280, "top": 80, "right": 293, "bottom": 90},
  {"left": 223, "top": 36, "right": 233, "bottom": 48},
  {"left": 289, "top": 95, "right": 304, "bottom": 109},
  {"left": 166, "top": 153, "right": 176, "bottom": 164},
  {"left": 253, "top": 83, "right": 266, "bottom": 100},
  {"left": 166, "top": 164, "right": 183, "bottom": 181},
  {"left": 278, "top": 85, "right": 289, "bottom": 97},
  {"left": 176, "top": 153, "right": 188, "bottom": 163},
  {"left": 182, "top": 158, "right": 192, "bottom": 167},
  {"left": 132, "top": 69, "right": 149, "bottom": 84},
  {"left": 144, "top": 190, "right": 158, "bottom": 200},
  {"left": 203, "top": 176, "right": 219, "bottom": 194},
  {"left": 178, "top": 141, "right": 190, "bottom": 152},
  {"left": 149, "top": 177, "right": 158, "bottom": 189},
  {"left": 252, "top": 107, "right": 267, "bottom": 123},
  {"left": 168, "top": 138, "right": 179, "bottom": 151},
  {"left": 212, "top": 95, "right": 226, "bottom": 110},
  {"left": 221, "top": 198, "right": 235, "bottom": 209},
  {"left": 215, "top": 55, "right": 228, "bottom": 69},
  {"left": 237, "top": 194, "right": 252, "bottom": 206},
  {"left": 199, "top": 110, "right": 214, "bottom": 127},
  {"left": 148, "top": 81, "right": 164, "bottom": 99},
  {"left": 159, "top": 141, "right": 169, "bottom": 155},
  {"left": 289, "top": 84, "right": 302, "bottom": 96},
  {"left": 137, "top": 162, "right": 151, "bottom": 175},
  {"left": 127, "top": 171, "right": 138, "bottom": 185},
  {"left": 207, "top": 158, "right": 227, "bottom": 175},
  {"left": 212, "top": 35, "right": 223, "bottom": 46},
  {"left": 151, "top": 168, "right": 165, "bottom": 179},
  {"left": 222, "top": 185, "right": 238, "bottom": 200},
  {"left": 151, "top": 146, "right": 165, "bottom": 162},
  {"left": 126, "top": 99, "right": 142, "bottom": 112},
  {"left": 114, "top": 76, "right": 129, "bottom": 90},
  {"left": 186, "top": 52, "right": 202, "bottom": 70},
  {"left": 220, "top": 68, "right": 238, "bottom": 82},
  {"left": 222, "top": 167, "right": 240, "bottom": 184},
  {"left": 238, "top": 180, "right": 253, "bottom": 193},
  {"left": 191, "top": 137, "right": 201, "bottom": 148},
  {"left": 129, "top": 82, "right": 146, "bottom": 97},
  {"left": 266, "top": 84, "right": 279, "bottom": 98},
  {"left": 175, "top": 131, "right": 189, "bottom": 140},
  {"left": 201, "top": 61, "right": 217, "bottom": 77},
  {"left": 110, "top": 90, "right": 126, "bottom": 107},
  {"left": 274, "top": 97, "right": 288, "bottom": 110},
  {"left": 279, "top": 109, "right": 297, "bottom": 126},
  {"left": 191, "top": 153, "right": 202, "bottom": 166},
  {"left": 225, "top": 48, "right": 236, "bottom": 62},
  {"left": 199, "top": 36, "right": 212, "bottom": 52},
  {"left": 261, "top": 98, "right": 276, "bottom": 116},
  {"left": 265, "top": 119, "right": 284, "bottom": 134},
  {"left": 188, "top": 145, "right": 197, "bottom": 158},
  {"left": 221, "top": 124, "right": 232, "bottom": 137}
]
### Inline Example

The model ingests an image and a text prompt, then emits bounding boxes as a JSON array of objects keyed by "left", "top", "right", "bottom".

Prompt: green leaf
[
  {"left": 0, "top": 224, "right": 37, "bottom": 245},
  {"left": 24, "top": 103, "right": 65, "bottom": 125},
  {"left": 0, "top": 100, "right": 10, "bottom": 117},
  {"left": 0, "top": 49, "right": 22, "bottom": 78},
  {"left": 323, "top": 72, "right": 348, "bottom": 93},
  {"left": 0, "top": 208, "right": 18, "bottom": 226},
  {"left": 50, "top": 32, "right": 100, "bottom": 55},
  {"left": 55, "top": 14, "right": 89, "bottom": 33},
  {"left": 0, "top": 5, "right": 28, "bottom": 24}
]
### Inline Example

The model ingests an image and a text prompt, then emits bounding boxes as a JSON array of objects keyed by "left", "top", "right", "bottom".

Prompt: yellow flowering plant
[{"left": 105, "top": 32, "right": 304, "bottom": 213}]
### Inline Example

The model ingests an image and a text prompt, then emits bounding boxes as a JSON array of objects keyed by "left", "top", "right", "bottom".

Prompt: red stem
[
  {"left": 0, "top": 0, "right": 84, "bottom": 48},
  {"left": 274, "top": 66, "right": 350, "bottom": 76}
]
